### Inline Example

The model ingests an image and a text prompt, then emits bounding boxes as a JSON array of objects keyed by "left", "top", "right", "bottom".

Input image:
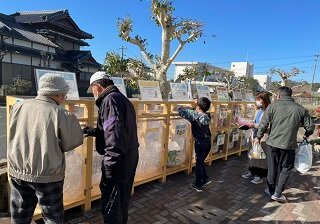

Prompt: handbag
[
  {"left": 294, "top": 139, "right": 313, "bottom": 174},
  {"left": 249, "top": 143, "right": 266, "bottom": 160}
]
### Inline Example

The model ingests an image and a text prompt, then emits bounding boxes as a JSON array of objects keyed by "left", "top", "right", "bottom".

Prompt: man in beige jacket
[{"left": 8, "top": 74, "right": 83, "bottom": 224}]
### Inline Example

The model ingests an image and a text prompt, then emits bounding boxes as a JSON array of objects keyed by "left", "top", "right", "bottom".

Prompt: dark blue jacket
[
  {"left": 95, "top": 86, "right": 139, "bottom": 179},
  {"left": 178, "top": 107, "right": 211, "bottom": 141}
]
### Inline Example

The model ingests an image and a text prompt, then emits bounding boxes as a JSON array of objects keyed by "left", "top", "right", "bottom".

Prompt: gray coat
[
  {"left": 8, "top": 96, "right": 83, "bottom": 183},
  {"left": 257, "top": 96, "right": 315, "bottom": 150}
]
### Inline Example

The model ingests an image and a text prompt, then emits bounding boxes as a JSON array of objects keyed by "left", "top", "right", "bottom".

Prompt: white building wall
[
  {"left": 4, "top": 36, "right": 13, "bottom": 44},
  {"left": 32, "top": 43, "right": 48, "bottom": 51},
  {"left": 12, "top": 53, "right": 31, "bottom": 65},
  {"left": 13, "top": 39, "right": 31, "bottom": 48},
  {"left": 48, "top": 47, "right": 56, "bottom": 53},
  {"left": 32, "top": 57, "right": 41, "bottom": 66},
  {"left": 49, "top": 61, "right": 61, "bottom": 69},
  {"left": 89, "top": 67, "right": 99, "bottom": 73},
  {"left": 253, "top": 75, "right": 271, "bottom": 90},
  {"left": 2, "top": 53, "right": 11, "bottom": 63},
  {"left": 231, "top": 62, "right": 253, "bottom": 78}
]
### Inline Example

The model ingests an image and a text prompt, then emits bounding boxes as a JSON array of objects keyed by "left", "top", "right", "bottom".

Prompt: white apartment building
[
  {"left": 253, "top": 75, "right": 272, "bottom": 91},
  {"left": 231, "top": 62, "right": 254, "bottom": 78}
]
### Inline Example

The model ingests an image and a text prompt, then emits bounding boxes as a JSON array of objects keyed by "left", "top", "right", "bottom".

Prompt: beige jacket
[{"left": 8, "top": 96, "right": 83, "bottom": 183}]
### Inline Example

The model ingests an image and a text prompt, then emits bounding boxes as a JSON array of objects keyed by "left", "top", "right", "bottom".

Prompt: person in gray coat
[
  {"left": 8, "top": 74, "right": 83, "bottom": 224},
  {"left": 254, "top": 86, "right": 314, "bottom": 203}
]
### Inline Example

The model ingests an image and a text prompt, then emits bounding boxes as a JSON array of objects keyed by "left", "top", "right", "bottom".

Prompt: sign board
[
  {"left": 217, "top": 134, "right": 225, "bottom": 146},
  {"left": 170, "top": 83, "right": 188, "bottom": 100},
  {"left": 176, "top": 124, "right": 187, "bottom": 137},
  {"left": 219, "top": 107, "right": 228, "bottom": 119},
  {"left": 111, "top": 77, "right": 127, "bottom": 97},
  {"left": 245, "top": 90, "right": 255, "bottom": 102},
  {"left": 216, "top": 86, "right": 229, "bottom": 101},
  {"left": 35, "top": 69, "right": 79, "bottom": 100},
  {"left": 138, "top": 80, "right": 162, "bottom": 100},
  {"left": 246, "top": 104, "right": 255, "bottom": 118},
  {"left": 232, "top": 88, "right": 243, "bottom": 101},
  {"left": 196, "top": 85, "right": 210, "bottom": 99},
  {"left": 232, "top": 133, "right": 239, "bottom": 142}
]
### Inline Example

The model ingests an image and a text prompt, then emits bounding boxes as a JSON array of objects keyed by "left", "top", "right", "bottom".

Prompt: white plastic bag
[
  {"left": 248, "top": 144, "right": 266, "bottom": 159},
  {"left": 294, "top": 140, "right": 313, "bottom": 174}
]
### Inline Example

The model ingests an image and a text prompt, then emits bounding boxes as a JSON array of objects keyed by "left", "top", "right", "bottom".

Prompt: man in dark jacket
[
  {"left": 254, "top": 86, "right": 314, "bottom": 203},
  {"left": 83, "top": 71, "right": 139, "bottom": 224}
]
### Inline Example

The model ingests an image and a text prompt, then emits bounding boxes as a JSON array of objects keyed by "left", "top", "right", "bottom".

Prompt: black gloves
[{"left": 82, "top": 127, "right": 98, "bottom": 137}]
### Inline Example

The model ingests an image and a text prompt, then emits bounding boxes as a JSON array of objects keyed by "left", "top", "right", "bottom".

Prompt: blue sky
[{"left": 1, "top": 0, "right": 320, "bottom": 82}]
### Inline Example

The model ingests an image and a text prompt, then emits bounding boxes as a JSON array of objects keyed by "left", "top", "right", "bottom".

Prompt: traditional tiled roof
[
  {"left": 11, "top": 10, "right": 66, "bottom": 23},
  {"left": 0, "top": 13, "right": 59, "bottom": 48},
  {"left": 65, "top": 50, "right": 100, "bottom": 67},
  {"left": 11, "top": 9, "right": 93, "bottom": 39}
]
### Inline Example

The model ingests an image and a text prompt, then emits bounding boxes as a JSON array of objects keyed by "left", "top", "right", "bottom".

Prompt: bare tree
[
  {"left": 214, "top": 68, "right": 238, "bottom": 93},
  {"left": 117, "top": 0, "right": 203, "bottom": 97},
  {"left": 269, "top": 67, "right": 304, "bottom": 86}
]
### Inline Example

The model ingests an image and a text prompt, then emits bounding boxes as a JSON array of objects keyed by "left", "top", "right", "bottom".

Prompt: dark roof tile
[{"left": 0, "top": 13, "right": 59, "bottom": 48}]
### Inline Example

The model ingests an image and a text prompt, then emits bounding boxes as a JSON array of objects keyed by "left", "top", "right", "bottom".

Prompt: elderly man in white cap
[
  {"left": 83, "top": 71, "right": 139, "bottom": 224},
  {"left": 8, "top": 73, "right": 83, "bottom": 224}
]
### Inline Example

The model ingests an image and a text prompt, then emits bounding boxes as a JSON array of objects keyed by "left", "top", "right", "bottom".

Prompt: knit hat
[{"left": 38, "top": 73, "right": 70, "bottom": 96}]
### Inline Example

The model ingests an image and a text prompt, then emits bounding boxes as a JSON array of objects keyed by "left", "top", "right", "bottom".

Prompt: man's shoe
[
  {"left": 271, "top": 194, "right": 286, "bottom": 203},
  {"left": 202, "top": 180, "right": 212, "bottom": 187},
  {"left": 190, "top": 183, "right": 203, "bottom": 192},
  {"left": 241, "top": 172, "right": 254, "bottom": 179},
  {"left": 251, "top": 176, "right": 263, "bottom": 184},
  {"left": 264, "top": 188, "right": 271, "bottom": 197}
]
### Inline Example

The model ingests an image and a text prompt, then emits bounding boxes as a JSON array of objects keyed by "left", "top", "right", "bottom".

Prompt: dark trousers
[
  {"left": 10, "top": 177, "right": 64, "bottom": 224},
  {"left": 266, "top": 145, "right": 295, "bottom": 196},
  {"left": 100, "top": 150, "right": 138, "bottom": 224},
  {"left": 195, "top": 138, "right": 211, "bottom": 186},
  {"left": 249, "top": 166, "right": 268, "bottom": 178}
]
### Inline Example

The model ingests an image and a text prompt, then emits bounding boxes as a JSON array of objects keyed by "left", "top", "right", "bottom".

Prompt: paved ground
[
  {"left": 0, "top": 107, "right": 6, "bottom": 160},
  {"left": 1, "top": 153, "right": 317, "bottom": 224}
]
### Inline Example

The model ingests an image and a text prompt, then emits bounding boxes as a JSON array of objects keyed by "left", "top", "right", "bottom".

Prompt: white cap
[
  {"left": 90, "top": 71, "right": 111, "bottom": 85},
  {"left": 87, "top": 71, "right": 111, "bottom": 93}
]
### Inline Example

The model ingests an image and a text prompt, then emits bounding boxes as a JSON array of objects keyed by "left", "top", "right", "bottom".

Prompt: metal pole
[{"left": 311, "top": 52, "right": 319, "bottom": 91}]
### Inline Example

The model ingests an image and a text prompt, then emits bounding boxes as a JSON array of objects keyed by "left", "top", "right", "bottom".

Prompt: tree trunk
[
  {"left": 281, "top": 78, "right": 287, "bottom": 86},
  {"left": 161, "top": 29, "right": 170, "bottom": 63},
  {"left": 155, "top": 67, "right": 170, "bottom": 99}
]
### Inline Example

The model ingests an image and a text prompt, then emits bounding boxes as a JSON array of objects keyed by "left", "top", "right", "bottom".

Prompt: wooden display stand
[
  {"left": 165, "top": 101, "right": 194, "bottom": 178},
  {"left": 6, "top": 96, "right": 253, "bottom": 219}
]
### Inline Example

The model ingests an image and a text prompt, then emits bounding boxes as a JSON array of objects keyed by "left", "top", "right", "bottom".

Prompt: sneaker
[
  {"left": 241, "top": 172, "right": 254, "bottom": 179},
  {"left": 202, "top": 180, "right": 212, "bottom": 187},
  {"left": 251, "top": 176, "right": 263, "bottom": 184},
  {"left": 264, "top": 188, "right": 271, "bottom": 197},
  {"left": 190, "top": 183, "right": 203, "bottom": 192},
  {"left": 271, "top": 194, "right": 286, "bottom": 203}
]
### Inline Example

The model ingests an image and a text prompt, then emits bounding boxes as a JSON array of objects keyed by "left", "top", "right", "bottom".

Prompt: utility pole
[
  {"left": 311, "top": 52, "right": 319, "bottom": 92},
  {"left": 119, "top": 46, "right": 127, "bottom": 60}
]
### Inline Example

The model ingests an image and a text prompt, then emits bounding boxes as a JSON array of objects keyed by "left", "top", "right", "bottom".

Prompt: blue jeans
[{"left": 195, "top": 138, "right": 211, "bottom": 186}]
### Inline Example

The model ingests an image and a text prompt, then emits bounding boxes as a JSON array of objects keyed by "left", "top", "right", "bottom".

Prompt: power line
[
  {"left": 253, "top": 59, "right": 314, "bottom": 70},
  {"left": 199, "top": 54, "right": 314, "bottom": 65}
]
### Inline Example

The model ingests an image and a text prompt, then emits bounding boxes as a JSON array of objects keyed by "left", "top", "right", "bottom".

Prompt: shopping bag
[
  {"left": 248, "top": 144, "right": 266, "bottom": 159},
  {"left": 294, "top": 140, "right": 313, "bottom": 174}
]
